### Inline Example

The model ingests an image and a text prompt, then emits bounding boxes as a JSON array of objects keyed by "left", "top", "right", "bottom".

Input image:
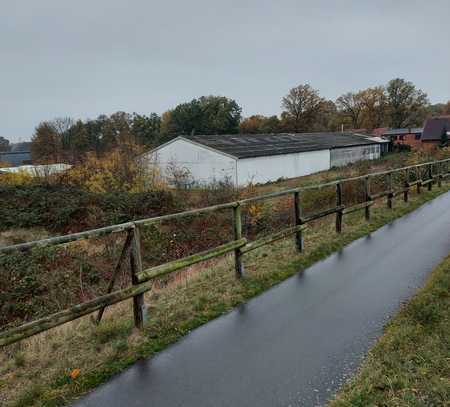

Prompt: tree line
[{"left": 26, "top": 78, "right": 450, "bottom": 163}]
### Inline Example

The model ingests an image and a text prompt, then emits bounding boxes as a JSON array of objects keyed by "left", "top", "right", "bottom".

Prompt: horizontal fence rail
[
  {"left": 137, "top": 239, "right": 248, "bottom": 282},
  {"left": 1, "top": 157, "right": 449, "bottom": 347}
]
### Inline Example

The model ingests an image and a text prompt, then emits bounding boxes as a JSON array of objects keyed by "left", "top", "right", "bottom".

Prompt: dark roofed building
[
  {"left": 0, "top": 151, "right": 32, "bottom": 167},
  {"left": 147, "top": 132, "right": 383, "bottom": 186},
  {"left": 422, "top": 117, "right": 450, "bottom": 148},
  {"left": 382, "top": 128, "right": 423, "bottom": 137},
  {"left": 379, "top": 117, "right": 450, "bottom": 151}
]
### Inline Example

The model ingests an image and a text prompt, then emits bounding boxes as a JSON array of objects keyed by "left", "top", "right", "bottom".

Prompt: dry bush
[
  {"left": 63, "top": 143, "right": 163, "bottom": 193},
  {"left": 164, "top": 161, "right": 193, "bottom": 189},
  {"left": 0, "top": 228, "right": 49, "bottom": 247},
  {"left": 0, "top": 170, "right": 34, "bottom": 186},
  {"left": 0, "top": 233, "right": 130, "bottom": 330}
]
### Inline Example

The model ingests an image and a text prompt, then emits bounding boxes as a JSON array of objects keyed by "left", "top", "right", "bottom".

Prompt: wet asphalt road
[{"left": 72, "top": 192, "right": 450, "bottom": 407}]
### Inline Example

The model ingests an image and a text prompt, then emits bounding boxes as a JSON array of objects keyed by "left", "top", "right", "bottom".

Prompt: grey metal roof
[
  {"left": 382, "top": 128, "right": 423, "bottom": 136},
  {"left": 0, "top": 151, "right": 31, "bottom": 167},
  {"left": 184, "top": 132, "right": 378, "bottom": 159}
]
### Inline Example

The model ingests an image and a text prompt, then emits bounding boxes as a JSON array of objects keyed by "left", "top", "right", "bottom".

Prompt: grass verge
[
  {"left": 330, "top": 253, "right": 450, "bottom": 406},
  {"left": 1, "top": 184, "right": 449, "bottom": 407}
]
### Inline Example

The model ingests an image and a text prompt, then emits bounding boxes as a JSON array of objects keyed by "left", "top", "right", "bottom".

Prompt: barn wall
[
  {"left": 236, "top": 149, "right": 330, "bottom": 185},
  {"left": 330, "top": 144, "right": 380, "bottom": 168},
  {"left": 146, "top": 139, "right": 237, "bottom": 186}
]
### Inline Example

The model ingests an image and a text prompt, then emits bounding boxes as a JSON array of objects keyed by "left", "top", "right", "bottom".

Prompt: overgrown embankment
[
  {"left": 1, "top": 151, "right": 446, "bottom": 331},
  {"left": 330, "top": 254, "right": 450, "bottom": 406},
  {"left": 1, "top": 183, "right": 449, "bottom": 407},
  {"left": 0, "top": 185, "right": 178, "bottom": 234},
  {"left": 0, "top": 151, "right": 445, "bottom": 236}
]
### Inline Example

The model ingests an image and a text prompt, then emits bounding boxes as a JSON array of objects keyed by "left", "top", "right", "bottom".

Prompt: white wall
[
  {"left": 147, "top": 140, "right": 383, "bottom": 186},
  {"left": 330, "top": 145, "right": 380, "bottom": 167},
  {"left": 146, "top": 138, "right": 237, "bottom": 185},
  {"left": 236, "top": 149, "right": 330, "bottom": 185}
]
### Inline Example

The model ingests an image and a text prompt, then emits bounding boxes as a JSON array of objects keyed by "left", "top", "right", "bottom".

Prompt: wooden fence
[{"left": 1, "top": 158, "right": 449, "bottom": 347}]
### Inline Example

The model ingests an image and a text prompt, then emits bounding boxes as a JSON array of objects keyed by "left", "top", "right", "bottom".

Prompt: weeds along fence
[{"left": 1, "top": 158, "right": 449, "bottom": 347}]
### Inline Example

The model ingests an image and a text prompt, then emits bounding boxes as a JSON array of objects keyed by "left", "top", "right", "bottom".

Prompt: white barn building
[{"left": 145, "top": 132, "right": 382, "bottom": 186}]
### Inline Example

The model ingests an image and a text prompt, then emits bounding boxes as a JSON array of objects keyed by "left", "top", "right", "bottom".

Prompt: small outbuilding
[
  {"left": 145, "top": 132, "right": 382, "bottom": 186},
  {"left": 422, "top": 116, "right": 450, "bottom": 150},
  {"left": 381, "top": 128, "right": 423, "bottom": 150},
  {"left": 0, "top": 163, "right": 72, "bottom": 176},
  {"left": 0, "top": 151, "right": 31, "bottom": 167}
]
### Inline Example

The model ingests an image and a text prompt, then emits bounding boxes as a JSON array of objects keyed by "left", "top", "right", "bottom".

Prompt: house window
[
  {"left": 399, "top": 135, "right": 404, "bottom": 141},
  {"left": 415, "top": 134, "right": 421, "bottom": 140}
]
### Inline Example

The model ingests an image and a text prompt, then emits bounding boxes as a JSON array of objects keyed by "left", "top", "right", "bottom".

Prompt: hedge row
[{"left": 0, "top": 184, "right": 179, "bottom": 233}]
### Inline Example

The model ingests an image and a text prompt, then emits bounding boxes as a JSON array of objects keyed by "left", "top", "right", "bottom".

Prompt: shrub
[
  {"left": 64, "top": 144, "right": 163, "bottom": 193},
  {"left": 393, "top": 144, "right": 411, "bottom": 153},
  {"left": 0, "top": 170, "right": 34, "bottom": 186},
  {"left": 0, "top": 184, "right": 179, "bottom": 233}
]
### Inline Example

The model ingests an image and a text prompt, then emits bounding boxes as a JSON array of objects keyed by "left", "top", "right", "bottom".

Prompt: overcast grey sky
[{"left": 1, "top": 0, "right": 449, "bottom": 142}]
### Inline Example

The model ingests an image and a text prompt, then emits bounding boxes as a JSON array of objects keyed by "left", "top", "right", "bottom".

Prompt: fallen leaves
[{"left": 69, "top": 368, "right": 81, "bottom": 380}]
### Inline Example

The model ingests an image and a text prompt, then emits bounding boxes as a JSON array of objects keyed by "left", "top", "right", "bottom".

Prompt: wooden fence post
[
  {"left": 387, "top": 172, "right": 393, "bottom": 209},
  {"left": 96, "top": 229, "right": 134, "bottom": 324},
  {"left": 364, "top": 176, "right": 371, "bottom": 221},
  {"left": 428, "top": 164, "right": 433, "bottom": 191},
  {"left": 233, "top": 205, "right": 244, "bottom": 278},
  {"left": 403, "top": 168, "right": 409, "bottom": 202},
  {"left": 129, "top": 225, "right": 146, "bottom": 329},
  {"left": 293, "top": 191, "right": 304, "bottom": 252},
  {"left": 335, "top": 182, "right": 343, "bottom": 233},
  {"left": 438, "top": 162, "right": 443, "bottom": 187},
  {"left": 416, "top": 166, "right": 422, "bottom": 194}
]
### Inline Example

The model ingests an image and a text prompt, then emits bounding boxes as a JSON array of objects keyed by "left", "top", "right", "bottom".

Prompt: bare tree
[
  {"left": 0, "top": 136, "right": 10, "bottom": 152},
  {"left": 31, "top": 121, "right": 61, "bottom": 163},
  {"left": 443, "top": 101, "right": 450, "bottom": 115},
  {"left": 30, "top": 117, "right": 75, "bottom": 163},
  {"left": 386, "top": 78, "right": 429, "bottom": 128},
  {"left": 336, "top": 92, "right": 364, "bottom": 129},
  {"left": 359, "top": 86, "right": 388, "bottom": 130},
  {"left": 281, "top": 84, "right": 324, "bottom": 132},
  {"left": 52, "top": 117, "right": 74, "bottom": 136},
  {"left": 165, "top": 161, "right": 193, "bottom": 189}
]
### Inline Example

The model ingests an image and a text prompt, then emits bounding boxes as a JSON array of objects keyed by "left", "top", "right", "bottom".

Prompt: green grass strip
[{"left": 331, "top": 253, "right": 450, "bottom": 406}]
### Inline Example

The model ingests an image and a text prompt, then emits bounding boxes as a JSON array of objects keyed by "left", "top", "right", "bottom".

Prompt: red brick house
[
  {"left": 378, "top": 117, "right": 450, "bottom": 151},
  {"left": 381, "top": 127, "right": 423, "bottom": 150}
]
